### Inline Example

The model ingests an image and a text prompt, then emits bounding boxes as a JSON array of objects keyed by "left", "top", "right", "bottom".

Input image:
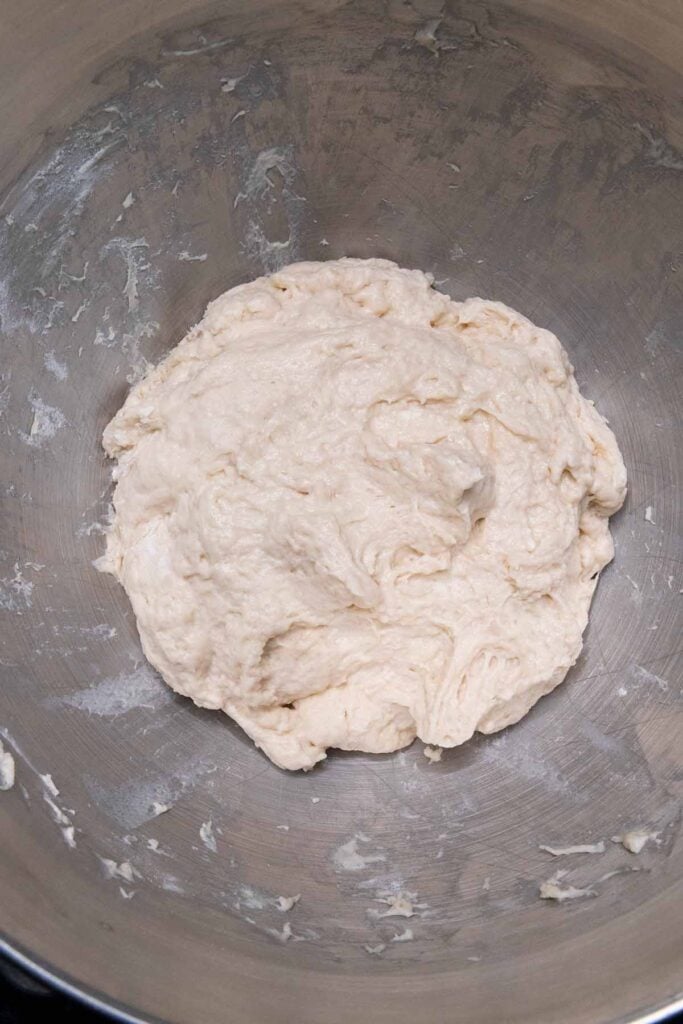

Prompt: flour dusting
[
  {"left": 20, "top": 390, "right": 65, "bottom": 448},
  {"left": 44, "top": 351, "right": 68, "bottom": 381},
  {"left": 333, "top": 835, "right": 386, "bottom": 873},
  {"left": 199, "top": 819, "right": 218, "bottom": 853},
  {"left": 0, "top": 742, "right": 16, "bottom": 790},
  {"left": 58, "top": 665, "right": 172, "bottom": 716},
  {"left": 0, "top": 564, "right": 34, "bottom": 612}
]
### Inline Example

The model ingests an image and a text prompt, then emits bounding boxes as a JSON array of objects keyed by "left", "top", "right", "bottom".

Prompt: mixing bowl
[{"left": 1, "top": 1, "right": 681, "bottom": 1022}]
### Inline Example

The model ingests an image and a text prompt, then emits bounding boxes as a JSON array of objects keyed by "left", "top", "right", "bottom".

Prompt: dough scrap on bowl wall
[{"left": 99, "top": 258, "right": 626, "bottom": 770}]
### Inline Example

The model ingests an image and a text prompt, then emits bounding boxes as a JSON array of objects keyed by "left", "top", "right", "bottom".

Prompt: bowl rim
[{"left": 3, "top": 932, "right": 683, "bottom": 1024}]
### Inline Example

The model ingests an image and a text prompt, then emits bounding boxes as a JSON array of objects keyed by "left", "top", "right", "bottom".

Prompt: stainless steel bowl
[{"left": 1, "top": 2, "right": 681, "bottom": 1022}]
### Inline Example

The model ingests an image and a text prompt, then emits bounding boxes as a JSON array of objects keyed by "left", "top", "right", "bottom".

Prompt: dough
[{"left": 100, "top": 259, "right": 626, "bottom": 770}]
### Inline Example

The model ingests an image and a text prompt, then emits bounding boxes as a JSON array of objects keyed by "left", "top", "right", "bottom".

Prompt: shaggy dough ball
[{"left": 100, "top": 259, "right": 626, "bottom": 770}]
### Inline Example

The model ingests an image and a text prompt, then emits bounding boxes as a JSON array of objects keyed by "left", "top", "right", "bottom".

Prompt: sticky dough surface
[{"left": 101, "top": 259, "right": 626, "bottom": 770}]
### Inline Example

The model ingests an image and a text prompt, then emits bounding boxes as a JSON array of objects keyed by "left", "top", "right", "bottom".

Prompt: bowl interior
[{"left": 0, "top": 2, "right": 681, "bottom": 1022}]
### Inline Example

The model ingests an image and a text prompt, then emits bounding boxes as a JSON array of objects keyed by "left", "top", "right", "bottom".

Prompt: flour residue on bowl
[
  {"left": 57, "top": 664, "right": 172, "bottom": 717},
  {"left": 19, "top": 390, "right": 66, "bottom": 448},
  {"left": 332, "top": 834, "right": 387, "bottom": 873},
  {"left": 0, "top": 741, "right": 16, "bottom": 791}
]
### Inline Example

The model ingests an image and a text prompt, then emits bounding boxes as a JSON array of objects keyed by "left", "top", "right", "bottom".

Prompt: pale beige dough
[{"left": 100, "top": 258, "right": 626, "bottom": 770}]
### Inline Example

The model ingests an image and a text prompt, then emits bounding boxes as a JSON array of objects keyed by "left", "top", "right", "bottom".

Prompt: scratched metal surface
[{"left": 0, "top": 1, "right": 681, "bottom": 1022}]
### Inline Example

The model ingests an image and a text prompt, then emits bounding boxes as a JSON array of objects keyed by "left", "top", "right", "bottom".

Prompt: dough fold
[{"left": 101, "top": 259, "right": 626, "bottom": 769}]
